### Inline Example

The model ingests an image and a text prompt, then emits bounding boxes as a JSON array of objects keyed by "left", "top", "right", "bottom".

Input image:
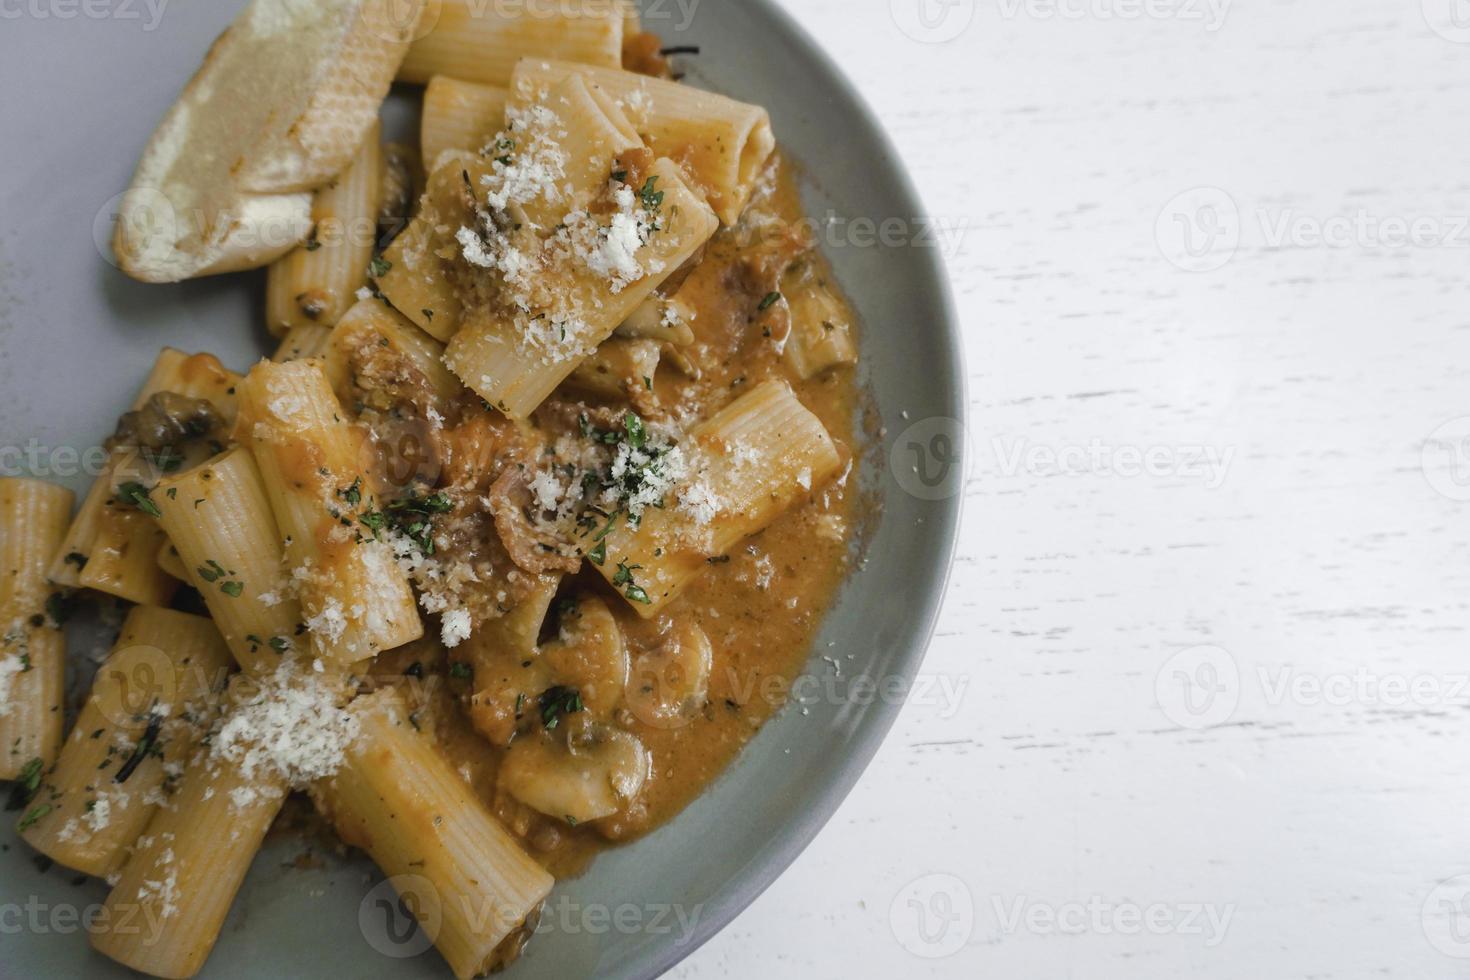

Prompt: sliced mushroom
[
  {"left": 107, "top": 392, "right": 225, "bottom": 454},
  {"left": 498, "top": 724, "right": 650, "bottom": 825},
  {"left": 487, "top": 467, "right": 583, "bottom": 575},
  {"left": 624, "top": 619, "right": 713, "bottom": 730},
  {"left": 467, "top": 577, "right": 560, "bottom": 746},
  {"left": 467, "top": 593, "right": 629, "bottom": 746},
  {"left": 542, "top": 598, "right": 629, "bottom": 719}
]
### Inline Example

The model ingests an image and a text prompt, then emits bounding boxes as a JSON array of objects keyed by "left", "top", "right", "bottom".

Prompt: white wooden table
[{"left": 675, "top": 1, "right": 1470, "bottom": 976}]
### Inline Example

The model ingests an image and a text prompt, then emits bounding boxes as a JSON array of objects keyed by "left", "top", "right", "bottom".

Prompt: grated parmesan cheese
[
  {"left": 303, "top": 597, "right": 347, "bottom": 644},
  {"left": 0, "top": 648, "right": 25, "bottom": 718},
  {"left": 680, "top": 480, "right": 721, "bottom": 526},
  {"left": 210, "top": 660, "right": 359, "bottom": 795},
  {"left": 441, "top": 608, "right": 472, "bottom": 649}
]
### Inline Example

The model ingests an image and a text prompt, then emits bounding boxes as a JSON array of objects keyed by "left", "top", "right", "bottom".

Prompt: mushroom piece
[
  {"left": 498, "top": 723, "right": 650, "bottom": 825},
  {"left": 487, "top": 467, "right": 584, "bottom": 575},
  {"left": 467, "top": 594, "right": 630, "bottom": 747},
  {"left": 623, "top": 620, "right": 713, "bottom": 730},
  {"left": 541, "top": 598, "right": 629, "bottom": 719}
]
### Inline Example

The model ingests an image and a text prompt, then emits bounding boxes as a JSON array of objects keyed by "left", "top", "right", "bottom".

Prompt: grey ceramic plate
[{"left": 0, "top": 1, "right": 963, "bottom": 976}]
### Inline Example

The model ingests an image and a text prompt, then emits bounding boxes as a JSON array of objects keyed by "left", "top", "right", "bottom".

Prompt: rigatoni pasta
[
  {"left": 48, "top": 349, "right": 240, "bottom": 598},
  {"left": 590, "top": 380, "right": 844, "bottom": 616},
  {"left": 511, "top": 59, "right": 778, "bottom": 224},
  {"left": 236, "top": 359, "right": 423, "bottom": 664},
  {"left": 444, "top": 148, "right": 719, "bottom": 418},
  {"left": 422, "top": 75, "right": 509, "bottom": 166},
  {"left": 323, "top": 297, "right": 462, "bottom": 413},
  {"left": 398, "top": 0, "right": 625, "bottom": 87},
  {"left": 265, "top": 121, "right": 386, "bottom": 337},
  {"left": 152, "top": 449, "right": 304, "bottom": 677},
  {"left": 89, "top": 679, "right": 290, "bottom": 980},
  {"left": 312, "top": 689, "right": 554, "bottom": 979},
  {"left": 0, "top": 478, "right": 72, "bottom": 779},
  {"left": 21, "top": 10, "right": 869, "bottom": 978},
  {"left": 18, "top": 606, "right": 233, "bottom": 877}
]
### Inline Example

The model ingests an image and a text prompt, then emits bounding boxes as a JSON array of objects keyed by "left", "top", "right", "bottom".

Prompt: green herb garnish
[
  {"left": 639, "top": 176, "right": 664, "bottom": 211},
  {"left": 17, "top": 803, "right": 51, "bottom": 832},
  {"left": 114, "top": 714, "right": 163, "bottom": 785},
  {"left": 539, "top": 686, "right": 584, "bottom": 730},
  {"left": 117, "top": 482, "right": 161, "bottom": 518},
  {"left": 5, "top": 757, "right": 44, "bottom": 811}
]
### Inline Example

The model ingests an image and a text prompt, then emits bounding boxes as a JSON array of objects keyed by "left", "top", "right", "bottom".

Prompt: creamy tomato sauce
[{"left": 350, "top": 150, "right": 863, "bottom": 881}]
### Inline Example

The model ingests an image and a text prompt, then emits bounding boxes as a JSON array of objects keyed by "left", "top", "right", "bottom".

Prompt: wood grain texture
[{"left": 673, "top": 0, "right": 1470, "bottom": 977}]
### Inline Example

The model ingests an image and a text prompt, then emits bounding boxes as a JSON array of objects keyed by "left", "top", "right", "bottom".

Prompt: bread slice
[{"left": 113, "top": 0, "right": 426, "bottom": 283}]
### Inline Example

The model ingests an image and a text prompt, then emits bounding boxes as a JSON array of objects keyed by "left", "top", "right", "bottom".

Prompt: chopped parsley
[
  {"left": 449, "top": 662, "right": 473, "bottom": 681},
  {"left": 114, "top": 715, "right": 163, "bottom": 784},
  {"left": 17, "top": 803, "right": 51, "bottom": 832},
  {"left": 624, "top": 413, "right": 648, "bottom": 449},
  {"left": 613, "top": 562, "right": 652, "bottom": 605},
  {"left": 220, "top": 581, "right": 244, "bottom": 598},
  {"left": 359, "top": 491, "right": 454, "bottom": 555},
  {"left": 117, "top": 482, "right": 161, "bottom": 518},
  {"left": 369, "top": 256, "right": 393, "bottom": 278},
  {"left": 5, "top": 757, "right": 44, "bottom": 811},
  {"left": 759, "top": 291, "right": 782, "bottom": 311},
  {"left": 539, "top": 686, "right": 584, "bottom": 730},
  {"left": 338, "top": 477, "right": 363, "bottom": 509},
  {"left": 639, "top": 175, "right": 665, "bottom": 212}
]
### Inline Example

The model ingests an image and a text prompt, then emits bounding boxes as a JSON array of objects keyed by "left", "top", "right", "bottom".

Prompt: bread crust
[{"left": 112, "top": 0, "right": 424, "bottom": 283}]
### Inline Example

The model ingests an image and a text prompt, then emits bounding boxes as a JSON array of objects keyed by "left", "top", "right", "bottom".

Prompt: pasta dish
[{"left": 0, "top": 1, "right": 864, "bottom": 976}]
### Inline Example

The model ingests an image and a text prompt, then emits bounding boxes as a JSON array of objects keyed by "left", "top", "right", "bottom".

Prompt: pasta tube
[
  {"left": 592, "top": 380, "right": 843, "bottom": 616},
  {"left": 49, "top": 350, "right": 239, "bottom": 598},
  {"left": 512, "top": 59, "right": 777, "bottom": 224},
  {"left": 153, "top": 449, "right": 304, "bottom": 678},
  {"left": 236, "top": 360, "right": 423, "bottom": 665},
  {"left": 398, "top": 0, "right": 624, "bottom": 87},
  {"left": 313, "top": 689, "right": 554, "bottom": 979},
  {"left": 18, "top": 606, "right": 233, "bottom": 877},
  {"left": 264, "top": 122, "right": 386, "bottom": 336},
  {"left": 422, "top": 75, "right": 509, "bottom": 167},
  {"left": 0, "top": 478, "right": 72, "bottom": 778}
]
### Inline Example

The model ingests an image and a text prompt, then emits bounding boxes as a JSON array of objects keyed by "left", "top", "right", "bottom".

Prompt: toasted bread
[{"left": 113, "top": 0, "right": 426, "bottom": 283}]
